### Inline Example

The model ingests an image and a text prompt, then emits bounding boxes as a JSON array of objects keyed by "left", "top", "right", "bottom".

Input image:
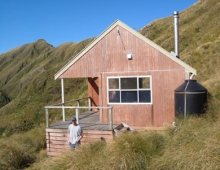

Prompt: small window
[
  {"left": 109, "top": 91, "right": 120, "bottom": 103},
  {"left": 121, "top": 78, "right": 137, "bottom": 89},
  {"left": 109, "top": 78, "right": 119, "bottom": 89},
  {"left": 107, "top": 76, "right": 152, "bottom": 104}
]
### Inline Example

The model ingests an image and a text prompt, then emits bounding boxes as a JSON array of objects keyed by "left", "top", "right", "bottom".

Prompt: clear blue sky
[{"left": 0, "top": 0, "right": 198, "bottom": 54}]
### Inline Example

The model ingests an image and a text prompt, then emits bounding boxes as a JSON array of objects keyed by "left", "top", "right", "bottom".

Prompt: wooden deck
[
  {"left": 46, "top": 111, "right": 123, "bottom": 156},
  {"left": 48, "top": 110, "right": 121, "bottom": 130}
]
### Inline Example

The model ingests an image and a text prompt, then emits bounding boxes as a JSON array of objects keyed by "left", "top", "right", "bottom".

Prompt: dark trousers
[{"left": 69, "top": 141, "right": 80, "bottom": 149}]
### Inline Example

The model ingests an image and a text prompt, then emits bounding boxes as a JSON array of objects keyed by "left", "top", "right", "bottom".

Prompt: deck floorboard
[{"left": 48, "top": 111, "right": 121, "bottom": 131}]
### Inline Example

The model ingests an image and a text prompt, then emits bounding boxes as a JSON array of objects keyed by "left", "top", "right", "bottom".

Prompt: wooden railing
[{"left": 45, "top": 97, "right": 113, "bottom": 130}]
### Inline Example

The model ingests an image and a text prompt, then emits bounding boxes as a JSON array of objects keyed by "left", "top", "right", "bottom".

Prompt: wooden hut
[{"left": 46, "top": 20, "right": 196, "bottom": 156}]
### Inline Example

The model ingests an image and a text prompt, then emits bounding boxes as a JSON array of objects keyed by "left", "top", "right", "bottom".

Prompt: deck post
[
  {"left": 46, "top": 108, "right": 49, "bottom": 127},
  {"left": 61, "top": 78, "right": 65, "bottom": 121},
  {"left": 75, "top": 108, "right": 79, "bottom": 124},
  {"left": 109, "top": 108, "right": 113, "bottom": 130},
  {"left": 88, "top": 97, "right": 91, "bottom": 111}
]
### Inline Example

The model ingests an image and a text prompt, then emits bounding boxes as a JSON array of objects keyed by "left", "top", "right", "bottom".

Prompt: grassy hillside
[
  {"left": 0, "top": 38, "right": 94, "bottom": 136},
  {"left": 1, "top": 0, "right": 220, "bottom": 169},
  {"left": 0, "top": 37, "right": 94, "bottom": 169},
  {"left": 140, "top": 0, "right": 220, "bottom": 98}
]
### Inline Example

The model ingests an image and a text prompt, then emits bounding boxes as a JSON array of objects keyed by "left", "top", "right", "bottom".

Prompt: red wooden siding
[
  {"left": 100, "top": 70, "right": 186, "bottom": 127},
  {"left": 58, "top": 24, "right": 190, "bottom": 128},
  {"left": 60, "top": 26, "right": 184, "bottom": 78},
  {"left": 88, "top": 77, "right": 99, "bottom": 106}
]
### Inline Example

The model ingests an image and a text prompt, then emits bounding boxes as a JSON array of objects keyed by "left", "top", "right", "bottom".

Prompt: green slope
[
  {"left": 1, "top": 0, "right": 220, "bottom": 169},
  {"left": 0, "top": 38, "right": 94, "bottom": 135},
  {"left": 140, "top": 0, "right": 220, "bottom": 98}
]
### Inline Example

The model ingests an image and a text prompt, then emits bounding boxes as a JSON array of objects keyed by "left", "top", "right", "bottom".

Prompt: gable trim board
[{"left": 54, "top": 20, "right": 196, "bottom": 80}]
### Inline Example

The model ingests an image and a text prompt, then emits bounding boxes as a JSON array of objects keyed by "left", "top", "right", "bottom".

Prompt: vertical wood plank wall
[
  {"left": 100, "top": 70, "right": 185, "bottom": 127},
  {"left": 59, "top": 25, "right": 190, "bottom": 128},
  {"left": 60, "top": 26, "right": 184, "bottom": 78}
]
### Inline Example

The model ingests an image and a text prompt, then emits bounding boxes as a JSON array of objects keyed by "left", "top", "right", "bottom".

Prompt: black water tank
[{"left": 175, "top": 80, "right": 207, "bottom": 116}]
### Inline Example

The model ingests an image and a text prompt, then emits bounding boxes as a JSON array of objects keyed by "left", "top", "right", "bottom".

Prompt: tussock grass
[
  {"left": 149, "top": 98, "right": 220, "bottom": 170},
  {"left": 27, "top": 131, "right": 166, "bottom": 170},
  {"left": 28, "top": 98, "right": 220, "bottom": 170},
  {"left": 0, "top": 126, "right": 46, "bottom": 169},
  {"left": 104, "top": 131, "right": 165, "bottom": 170},
  {"left": 28, "top": 141, "right": 108, "bottom": 170}
]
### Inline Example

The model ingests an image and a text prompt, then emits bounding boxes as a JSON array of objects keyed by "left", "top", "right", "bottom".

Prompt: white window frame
[{"left": 107, "top": 76, "right": 153, "bottom": 104}]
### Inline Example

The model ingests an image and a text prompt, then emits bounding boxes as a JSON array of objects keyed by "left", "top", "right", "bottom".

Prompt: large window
[{"left": 108, "top": 76, "right": 152, "bottom": 104}]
